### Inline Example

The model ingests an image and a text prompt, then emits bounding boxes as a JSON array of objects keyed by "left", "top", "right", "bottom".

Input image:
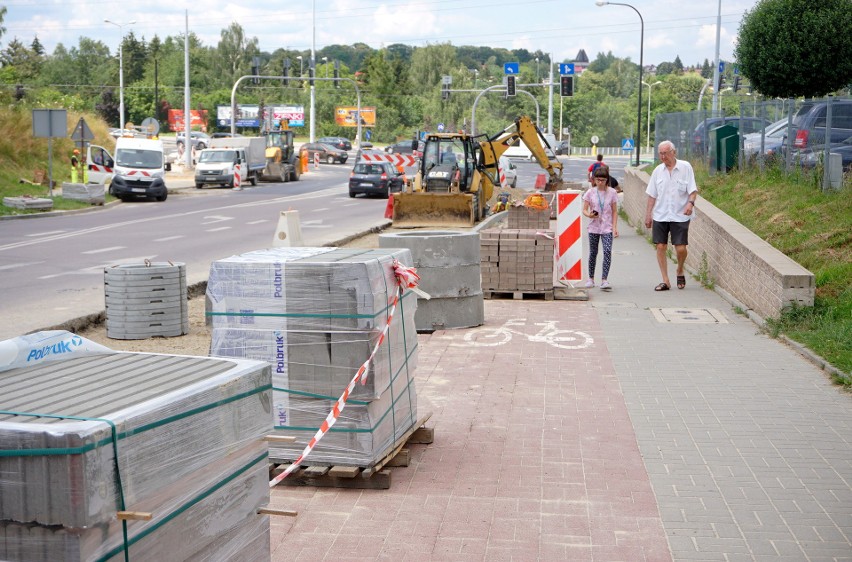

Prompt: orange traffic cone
[{"left": 384, "top": 194, "right": 394, "bottom": 219}]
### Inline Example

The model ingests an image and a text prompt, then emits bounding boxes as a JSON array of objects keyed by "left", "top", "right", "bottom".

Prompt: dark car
[
  {"left": 692, "top": 116, "right": 770, "bottom": 156},
  {"left": 384, "top": 140, "right": 418, "bottom": 154},
  {"left": 554, "top": 140, "right": 571, "bottom": 155},
  {"left": 301, "top": 142, "right": 349, "bottom": 164},
  {"left": 318, "top": 136, "right": 352, "bottom": 151},
  {"left": 794, "top": 136, "right": 852, "bottom": 171},
  {"left": 789, "top": 99, "right": 852, "bottom": 150},
  {"left": 349, "top": 162, "right": 405, "bottom": 198}
]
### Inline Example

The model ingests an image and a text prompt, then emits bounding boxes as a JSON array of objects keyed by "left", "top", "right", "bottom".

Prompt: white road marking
[
  {"left": 247, "top": 219, "right": 269, "bottom": 225},
  {"left": 0, "top": 261, "right": 45, "bottom": 271},
  {"left": 154, "top": 235, "right": 185, "bottom": 242},
  {"left": 81, "top": 246, "right": 126, "bottom": 254},
  {"left": 201, "top": 215, "right": 233, "bottom": 224},
  {"left": 314, "top": 207, "right": 330, "bottom": 212},
  {"left": 206, "top": 227, "right": 232, "bottom": 232},
  {"left": 38, "top": 255, "right": 158, "bottom": 279},
  {"left": 27, "top": 231, "right": 66, "bottom": 237}
]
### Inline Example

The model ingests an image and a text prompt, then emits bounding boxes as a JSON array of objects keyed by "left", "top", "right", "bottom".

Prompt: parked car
[
  {"left": 175, "top": 131, "right": 210, "bottom": 151},
  {"left": 211, "top": 132, "right": 244, "bottom": 138},
  {"left": 789, "top": 99, "right": 852, "bottom": 150},
  {"left": 109, "top": 128, "right": 140, "bottom": 139},
  {"left": 793, "top": 136, "right": 852, "bottom": 171},
  {"left": 384, "top": 140, "right": 418, "bottom": 154},
  {"left": 349, "top": 161, "right": 405, "bottom": 198},
  {"left": 317, "top": 136, "right": 352, "bottom": 151},
  {"left": 301, "top": 142, "right": 349, "bottom": 164},
  {"left": 498, "top": 156, "right": 518, "bottom": 188},
  {"left": 692, "top": 116, "right": 771, "bottom": 156},
  {"left": 743, "top": 118, "right": 789, "bottom": 159},
  {"left": 553, "top": 140, "right": 571, "bottom": 156}
]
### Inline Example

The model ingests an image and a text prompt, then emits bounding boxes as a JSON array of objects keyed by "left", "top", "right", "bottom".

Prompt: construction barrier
[
  {"left": 534, "top": 173, "right": 547, "bottom": 189},
  {"left": 233, "top": 164, "right": 241, "bottom": 191},
  {"left": 555, "top": 190, "right": 583, "bottom": 283},
  {"left": 271, "top": 210, "right": 304, "bottom": 247},
  {"left": 313, "top": 153, "right": 319, "bottom": 170},
  {"left": 384, "top": 195, "right": 394, "bottom": 219}
]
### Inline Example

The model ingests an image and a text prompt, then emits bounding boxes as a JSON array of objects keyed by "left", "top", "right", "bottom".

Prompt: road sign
[
  {"left": 365, "top": 129, "right": 372, "bottom": 140},
  {"left": 437, "top": 123, "right": 445, "bottom": 132},
  {"left": 32, "top": 109, "right": 67, "bottom": 138},
  {"left": 559, "top": 63, "right": 575, "bottom": 75},
  {"left": 70, "top": 117, "right": 94, "bottom": 142},
  {"left": 504, "top": 62, "right": 519, "bottom": 75},
  {"left": 591, "top": 135, "right": 599, "bottom": 144},
  {"left": 140, "top": 117, "right": 160, "bottom": 137},
  {"left": 733, "top": 64, "right": 739, "bottom": 75},
  {"left": 442, "top": 75, "right": 452, "bottom": 85},
  {"left": 718, "top": 61, "right": 725, "bottom": 74},
  {"left": 622, "top": 138, "right": 635, "bottom": 151}
]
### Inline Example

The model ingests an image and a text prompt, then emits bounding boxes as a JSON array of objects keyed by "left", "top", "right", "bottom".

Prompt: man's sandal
[
  {"left": 654, "top": 283, "right": 670, "bottom": 291},
  {"left": 677, "top": 275, "right": 686, "bottom": 290}
]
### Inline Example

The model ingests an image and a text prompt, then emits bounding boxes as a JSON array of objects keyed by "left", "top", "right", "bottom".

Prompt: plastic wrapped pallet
[
  {"left": 0, "top": 449, "right": 269, "bottom": 562},
  {"left": 0, "top": 335, "right": 272, "bottom": 529},
  {"left": 207, "top": 247, "right": 419, "bottom": 401}
]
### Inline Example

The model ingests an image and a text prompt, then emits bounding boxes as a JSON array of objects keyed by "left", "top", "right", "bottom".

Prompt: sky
[{"left": 1, "top": 0, "right": 760, "bottom": 69}]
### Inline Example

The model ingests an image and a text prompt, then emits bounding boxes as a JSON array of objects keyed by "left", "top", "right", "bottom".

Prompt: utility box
[{"left": 709, "top": 124, "right": 739, "bottom": 172}]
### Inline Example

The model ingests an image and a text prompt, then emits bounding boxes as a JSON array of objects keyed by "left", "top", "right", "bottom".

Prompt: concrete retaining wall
[{"left": 621, "top": 167, "right": 815, "bottom": 320}]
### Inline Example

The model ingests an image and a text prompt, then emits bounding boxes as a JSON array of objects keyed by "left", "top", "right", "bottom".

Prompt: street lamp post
[
  {"left": 535, "top": 57, "right": 539, "bottom": 82},
  {"left": 595, "top": 1, "right": 643, "bottom": 166},
  {"left": 104, "top": 19, "right": 136, "bottom": 133},
  {"left": 642, "top": 80, "right": 661, "bottom": 149}
]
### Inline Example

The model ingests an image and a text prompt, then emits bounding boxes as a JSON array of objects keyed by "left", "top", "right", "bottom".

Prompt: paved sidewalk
[{"left": 269, "top": 216, "right": 852, "bottom": 561}]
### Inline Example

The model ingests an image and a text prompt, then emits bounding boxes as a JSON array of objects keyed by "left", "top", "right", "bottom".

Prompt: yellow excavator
[
  {"left": 261, "top": 121, "right": 301, "bottom": 182},
  {"left": 392, "top": 116, "right": 563, "bottom": 227}
]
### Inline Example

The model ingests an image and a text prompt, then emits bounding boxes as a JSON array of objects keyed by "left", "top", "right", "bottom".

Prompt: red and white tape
[{"left": 269, "top": 260, "right": 420, "bottom": 486}]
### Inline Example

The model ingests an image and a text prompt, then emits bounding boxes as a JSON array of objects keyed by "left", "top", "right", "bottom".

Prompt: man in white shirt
[{"left": 644, "top": 140, "right": 699, "bottom": 291}]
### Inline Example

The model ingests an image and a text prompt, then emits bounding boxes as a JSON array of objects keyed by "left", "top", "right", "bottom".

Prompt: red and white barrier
[
  {"left": 233, "top": 164, "right": 241, "bottom": 190},
  {"left": 313, "top": 152, "right": 320, "bottom": 170},
  {"left": 359, "top": 153, "right": 418, "bottom": 167},
  {"left": 555, "top": 190, "right": 583, "bottom": 283},
  {"left": 498, "top": 163, "right": 508, "bottom": 188}
]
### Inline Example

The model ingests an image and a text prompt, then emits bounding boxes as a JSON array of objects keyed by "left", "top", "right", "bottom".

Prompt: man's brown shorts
[{"left": 652, "top": 220, "right": 690, "bottom": 245}]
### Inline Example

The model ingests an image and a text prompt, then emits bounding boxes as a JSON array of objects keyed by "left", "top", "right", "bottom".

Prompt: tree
[
  {"left": 735, "top": 0, "right": 852, "bottom": 97},
  {"left": 672, "top": 56, "right": 684, "bottom": 74}
]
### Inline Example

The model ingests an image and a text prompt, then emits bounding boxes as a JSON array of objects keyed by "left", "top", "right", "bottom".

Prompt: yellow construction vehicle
[
  {"left": 261, "top": 121, "right": 301, "bottom": 182},
  {"left": 392, "top": 116, "right": 563, "bottom": 227}
]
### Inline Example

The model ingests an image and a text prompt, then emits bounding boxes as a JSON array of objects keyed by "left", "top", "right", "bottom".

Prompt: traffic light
[
  {"left": 252, "top": 57, "right": 261, "bottom": 85},
  {"left": 309, "top": 64, "right": 315, "bottom": 86},
  {"left": 282, "top": 59, "right": 290, "bottom": 86},
  {"left": 560, "top": 75, "right": 574, "bottom": 97},
  {"left": 717, "top": 74, "right": 725, "bottom": 91},
  {"left": 506, "top": 75, "right": 516, "bottom": 97},
  {"left": 733, "top": 75, "right": 740, "bottom": 92},
  {"left": 333, "top": 60, "right": 340, "bottom": 88},
  {"left": 441, "top": 83, "right": 449, "bottom": 100}
]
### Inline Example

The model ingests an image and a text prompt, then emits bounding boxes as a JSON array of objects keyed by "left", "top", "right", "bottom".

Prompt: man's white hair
[{"left": 658, "top": 140, "right": 676, "bottom": 153}]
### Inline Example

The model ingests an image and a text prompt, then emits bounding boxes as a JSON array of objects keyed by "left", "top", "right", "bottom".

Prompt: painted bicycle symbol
[{"left": 460, "top": 318, "right": 594, "bottom": 350}]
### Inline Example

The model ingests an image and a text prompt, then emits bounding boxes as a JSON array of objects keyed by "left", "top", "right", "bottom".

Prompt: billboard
[
  {"left": 217, "top": 105, "right": 305, "bottom": 128},
  {"left": 335, "top": 106, "right": 376, "bottom": 127},
  {"left": 168, "top": 109, "right": 208, "bottom": 131}
]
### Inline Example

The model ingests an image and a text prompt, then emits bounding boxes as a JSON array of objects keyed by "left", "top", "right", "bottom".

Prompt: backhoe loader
[
  {"left": 260, "top": 125, "right": 301, "bottom": 182},
  {"left": 391, "top": 116, "right": 563, "bottom": 227}
]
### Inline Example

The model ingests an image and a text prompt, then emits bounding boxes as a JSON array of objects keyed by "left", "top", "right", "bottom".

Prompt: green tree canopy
[{"left": 735, "top": 0, "right": 852, "bottom": 97}]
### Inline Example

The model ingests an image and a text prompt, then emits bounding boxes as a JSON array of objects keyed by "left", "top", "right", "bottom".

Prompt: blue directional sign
[
  {"left": 718, "top": 61, "right": 725, "bottom": 74},
  {"left": 504, "top": 62, "right": 519, "bottom": 75},
  {"left": 621, "top": 138, "right": 635, "bottom": 152},
  {"left": 559, "top": 63, "right": 575, "bottom": 75},
  {"left": 437, "top": 123, "right": 445, "bottom": 132},
  {"left": 733, "top": 64, "right": 739, "bottom": 75}
]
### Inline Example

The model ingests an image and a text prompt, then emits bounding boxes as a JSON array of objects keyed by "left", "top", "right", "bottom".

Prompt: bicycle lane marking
[{"left": 445, "top": 317, "right": 594, "bottom": 350}]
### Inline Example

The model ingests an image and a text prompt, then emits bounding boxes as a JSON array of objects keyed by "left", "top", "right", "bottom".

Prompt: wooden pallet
[
  {"left": 483, "top": 289, "right": 554, "bottom": 301},
  {"left": 269, "top": 413, "right": 434, "bottom": 490}
]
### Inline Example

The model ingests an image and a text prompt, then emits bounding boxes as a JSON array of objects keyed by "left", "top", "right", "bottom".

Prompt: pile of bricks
[
  {"left": 507, "top": 204, "right": 551, "bottom": 229},
  {"left": 481, "top": 228, "right": 554, "bottom": 295}
]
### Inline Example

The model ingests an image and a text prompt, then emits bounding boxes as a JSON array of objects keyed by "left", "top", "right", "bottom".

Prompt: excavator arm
[{"left": 478, "top": 116, "right": 564, "bottom": 191}]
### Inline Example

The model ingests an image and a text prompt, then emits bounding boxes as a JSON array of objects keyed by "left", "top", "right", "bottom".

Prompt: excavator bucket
[{"left": 391, "top": 192, "right": 476, "bottom": 228}]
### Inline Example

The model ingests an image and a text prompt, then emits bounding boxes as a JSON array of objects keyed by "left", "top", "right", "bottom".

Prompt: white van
[{"left": 87, "top": 138, "right": 168, "bottom": 202}]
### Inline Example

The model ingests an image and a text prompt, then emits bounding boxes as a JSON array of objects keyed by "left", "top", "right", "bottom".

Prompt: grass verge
[{"left": 696, "top": 163, "right": 851, "bottom": 378}]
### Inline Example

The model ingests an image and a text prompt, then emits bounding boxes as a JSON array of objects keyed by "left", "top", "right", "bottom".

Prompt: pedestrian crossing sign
[{"left": 622, "top": 138, "right": 635, "bottom": 151}]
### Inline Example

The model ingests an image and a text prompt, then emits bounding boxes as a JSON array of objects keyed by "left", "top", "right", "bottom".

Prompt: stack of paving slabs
[
  {"left": 104, "top": 261, "right": 189, "bottom": 339},
  {"left": 0, "top": 340, "right": 273, "bottom": 562},
  {"left": 61, "top": 182, "right": 105, "bottom": 205},
  {"left": 507, "top": 202, "right": 551, "bottom": 230},
  {"left": 2, "top": 196, "right": 53, "bottom": 211},
  {"left": 480, "top": 229, "right": 554, "bottom": 292},
  {"left": 207, "top": 247, "right": 419, "bottom": 467}
]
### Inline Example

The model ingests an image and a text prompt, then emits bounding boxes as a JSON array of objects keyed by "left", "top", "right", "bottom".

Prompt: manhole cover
[
  {"left": 591, "top": 302, "right": 637, "bottom": 308},
  {"left": 650, "top": 307, "right": 729, "bottom": 324}
]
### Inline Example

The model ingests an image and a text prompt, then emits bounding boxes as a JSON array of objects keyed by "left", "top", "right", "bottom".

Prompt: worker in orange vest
[{"left": 70, "top": 149, "right": 80, "bottom": 183}]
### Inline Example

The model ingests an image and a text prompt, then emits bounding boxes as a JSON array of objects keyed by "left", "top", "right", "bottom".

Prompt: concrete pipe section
[{"left": 379, "top": 231, "right": 484, "bottom": 332}]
